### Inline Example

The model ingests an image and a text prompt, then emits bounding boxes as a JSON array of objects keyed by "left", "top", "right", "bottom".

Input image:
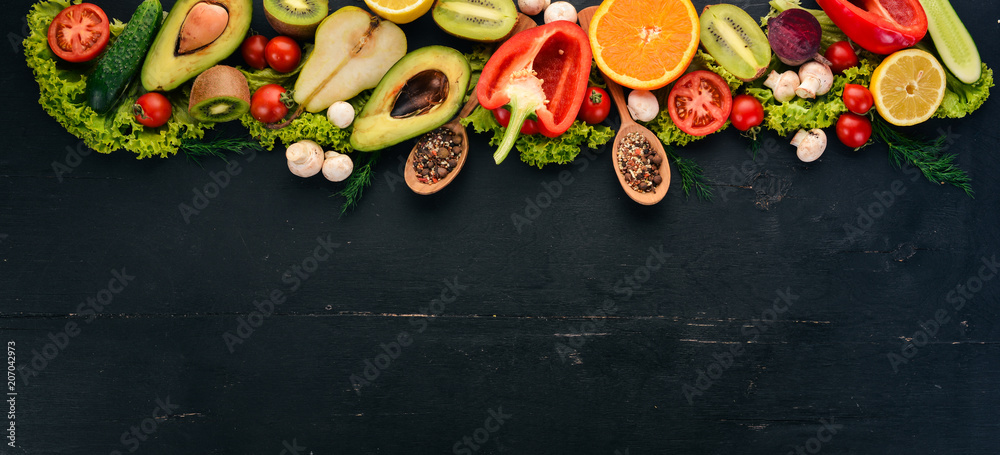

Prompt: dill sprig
[
  {"left": 871, "top": 117, "right": 973, "bottom": 197},
  {"left": 337, "top": 151, "right": 380, "bottom": 216},
  {"left": 180, "top": 137, "right": 262, "bottom": 166},
  {"left": 665, "top": 146, "right": 714, "bottom": 201}
]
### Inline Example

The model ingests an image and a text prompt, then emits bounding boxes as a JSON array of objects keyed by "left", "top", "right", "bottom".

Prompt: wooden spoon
[
  {"left": 404, "top": 96, "right": 479, "bottom": 195},
  {"left": 404, "top": 14, "right": 538, "bottom": 195},
  {"left": 578, "top": 7, "right": 671, "bottom": 205}
]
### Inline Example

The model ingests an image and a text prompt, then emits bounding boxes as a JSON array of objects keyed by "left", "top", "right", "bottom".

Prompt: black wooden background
[{"left": 2, "top": 0, "right": 998, "bottom": 454}]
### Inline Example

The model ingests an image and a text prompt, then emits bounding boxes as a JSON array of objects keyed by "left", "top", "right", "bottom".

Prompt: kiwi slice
[
  {"left": 700, "top": 4, "right": 771, "bottom": 81},
  {"left": 432, "top": 0, "right": 517, "bottom": 43},
  {"left": 263, "top": 0, "right": 329, "bottom": 41},
  {"left": 188, "top": 65, "right": 251, "bottom": 123}
]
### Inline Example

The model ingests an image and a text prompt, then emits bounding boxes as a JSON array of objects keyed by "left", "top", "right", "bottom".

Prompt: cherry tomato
[
  {"left": 250, "top": 84, "right": 290, "bottom": 124},
  {"left": 133, "top": 92, "right": 171, "bottom": 128},
  {"left": 730, "top": 95, "right": 764, "bottom": 131},
  {"left": 842, "top": 84, "right": 874, "bottom": 115},
  {"left": 667, "top": 70, "right": 732, "bottom": 136},
  {"left": 241, "top": 35, "right": 269, "bottom": 70},
  {"left": 825, "top": 41, "right": 860, "bottom": 75},
  {"left": 578, "top": 86, "right": 611, "bottom": 124},
  {"left": 492, "top": 108, "right": 538, "bottom": 135},
  {"left": 836, "top": 112, "right": 872, "bottom": 148},
  {"left": 264, "top": 36, "right": 302, "bottom": 74},
  {"left": 47, "top": 3, "right": 110, "bottom": 63}
]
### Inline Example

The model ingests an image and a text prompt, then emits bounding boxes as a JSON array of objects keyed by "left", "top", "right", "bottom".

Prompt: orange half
[{"left": 589, "top": 0, "right": 700, "bottom": 90}]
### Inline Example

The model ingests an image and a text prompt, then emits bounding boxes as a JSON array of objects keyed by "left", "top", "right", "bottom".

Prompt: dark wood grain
[{"left": 1, "top": 0, "right": 998, "bottom": 454}]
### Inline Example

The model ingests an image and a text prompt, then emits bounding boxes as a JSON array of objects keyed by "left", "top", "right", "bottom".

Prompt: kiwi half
[
  {"left": 263, "top": 0, "right": 329, "bottom": 41},
  {"left": 188, "top": 65, "right": 251, "bottom": 123},
  {"left": 700, "top": 4, "right": 771, "bottom": 81},
  {"left": 432, "top": 0, "right": 517, "bottom": 43}
]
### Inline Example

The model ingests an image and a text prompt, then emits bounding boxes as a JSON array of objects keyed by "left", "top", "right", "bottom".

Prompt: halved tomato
[
  {"left": 47, "top": 3, "right": 110, "bottom": 63},
  {"left": 667, "top": 70, "right": 733, "bottom": 136}
]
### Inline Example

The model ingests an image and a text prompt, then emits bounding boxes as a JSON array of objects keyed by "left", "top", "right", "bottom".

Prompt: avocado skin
[
  {"left": 141, "top": 0, "right": 253, "bottom": 92},
  {"left": 351, "top": 46, "right": 472, "bottom": 152}
]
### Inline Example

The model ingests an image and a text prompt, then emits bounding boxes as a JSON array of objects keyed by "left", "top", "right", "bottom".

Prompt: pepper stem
[{"left": 494, "top": 98, "right": 533, "bottom": 164}]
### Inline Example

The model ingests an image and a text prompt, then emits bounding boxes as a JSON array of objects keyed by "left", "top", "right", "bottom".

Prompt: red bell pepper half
[
  {"left": 476, "top": 21, "right": 592, "bottom": 164},
  {"left": 815, "top": 0, "right": 928, "bottom": 54}
]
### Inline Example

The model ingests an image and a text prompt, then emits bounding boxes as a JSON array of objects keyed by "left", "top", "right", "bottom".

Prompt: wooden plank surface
[{"left": 1, "top": 0, "right": 998, "bottom": 453}]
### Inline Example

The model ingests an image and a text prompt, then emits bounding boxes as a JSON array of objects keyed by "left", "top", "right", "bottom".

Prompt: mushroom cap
[
  {"left": 287, "top": 140, "right": 324, "bottom": 178},
  {"left": 322, "top": 151, "right": 354, "bottom": 182},
  {"left": 792, "top": 129, "right": 827, "bottom": 163},
  {"left": 544, "top": 1, "right": 577, "bottom": 24},
  {"left": 798, "top": 62, "right": 834, "bottom": 94},
  {"left": 518, "top": 0, "right": 550, "bottom": 16},
  {"left": 627, "top": 89, "right": 659, "bottom": 122},
  {"left": 326, "top": 101, "right": 355, "bottom": 129}
]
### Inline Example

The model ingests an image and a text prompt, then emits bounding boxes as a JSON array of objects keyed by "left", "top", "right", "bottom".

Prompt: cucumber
[
  {"left": 919, "top": 0, "right": 982, "bottom": 84},
  {"left": 86, "top": 0, "right": 164, "bottom": 114}
]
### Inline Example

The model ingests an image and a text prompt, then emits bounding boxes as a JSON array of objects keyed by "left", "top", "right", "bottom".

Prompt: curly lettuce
[
  {"left": 462, "top": 106, "right": 614, "bottom": 169},
  {"left": 25, "top": 0, "right": 211, "bottom": 158},
  {"left": 240, "top": 61, "right": 369, "bottom": 152},
  {"left": 935, "top": 63, "right": 993, "bottom": 119},
  {"left": 746, "top": 56, "right": 874, "bottom": 137}
]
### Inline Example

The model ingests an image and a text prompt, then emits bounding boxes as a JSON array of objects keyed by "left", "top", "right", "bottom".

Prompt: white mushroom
[
  {"left": 764, "top": 70, "right": 800, "bottom": 103},
  {"left": 286, "top": 140, "right": 324, "bottom": 178},
  {"left": 322, "top": 151, "right": 354, "bottom": 182},
  {"left": 518, "top": 0, "right": 549, "bottom": 16},
  {"left": 791, "top": 128, "right": 827, "bottom": 163},
  {"left": 326, "top": 101, "right": 355, "bottom": 129},
  {"left": 795, "top": 61, "right": 834, "bottom": 99},
  {"left": 627, "top": 89, "right": 659, "bottom": 122},
  {"left": 544, "top": 1, "right": 577, "bottom": 24}
]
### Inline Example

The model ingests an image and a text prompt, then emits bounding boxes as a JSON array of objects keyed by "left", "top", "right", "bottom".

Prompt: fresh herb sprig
[
  {"left": 180, "top": 137, "right": 263, "bottom": 165},
  {"left": 871, "top": 117, "right": 973, "bottom": 197},
  {"left": 665, "top": 146, "right": 714, "bottom": 201},
  {"left": 337, "top": 152, "right": 380, "bottom": 216}
]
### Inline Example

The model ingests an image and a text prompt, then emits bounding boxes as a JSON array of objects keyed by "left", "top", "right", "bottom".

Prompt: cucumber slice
[{"left": 919, "top": 0, "right": 981, "bottom": 84}]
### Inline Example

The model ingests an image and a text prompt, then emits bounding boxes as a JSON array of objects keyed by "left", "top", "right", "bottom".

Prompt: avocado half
[
  {"left": 351, "top": 46, "right": 472, "bottom": 152},
  {"left": 141, "top": 0, "right": 252, "bottom": 92}
]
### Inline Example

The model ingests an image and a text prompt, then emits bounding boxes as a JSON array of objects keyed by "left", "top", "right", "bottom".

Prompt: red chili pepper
[
  {"left": 815, "top": 0, "right": 927, "bottom": 54},
  {"left": 476, "top": 21, "right": 592, "bottom": 164}
]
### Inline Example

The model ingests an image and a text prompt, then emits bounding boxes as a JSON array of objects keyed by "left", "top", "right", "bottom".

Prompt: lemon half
[{"left": 870, "top": 49, "right": 947, "bottom": 126}]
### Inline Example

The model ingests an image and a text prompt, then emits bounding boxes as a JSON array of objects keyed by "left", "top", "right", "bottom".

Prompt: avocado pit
[
  {"left": 177, "top": 2, "right": 230, "bottom": 55},
  {"left": 391, "top": 70, "right": 450, "bottom": 119}
]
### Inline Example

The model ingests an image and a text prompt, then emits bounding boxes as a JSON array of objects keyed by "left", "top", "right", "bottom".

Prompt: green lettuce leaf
[
  {"left": 461, "top": 106, "right": 614, "bottom": 169},
  {"left": 746, "top": 56, "right": 875, "bottom": 137},
  {"left": 934, "top": 63, "right": 993, "bottom": 119},
  {"left": 240, "top": 91, "right": 369, "bottom": 152},
  {"left": 25, "top": 0, "right": 211, "bottom": 159}
]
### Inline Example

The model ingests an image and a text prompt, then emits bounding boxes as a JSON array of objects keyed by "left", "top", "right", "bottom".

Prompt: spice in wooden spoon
[{"left": 578, "top": 6, "right": 671, "bottom": 205}]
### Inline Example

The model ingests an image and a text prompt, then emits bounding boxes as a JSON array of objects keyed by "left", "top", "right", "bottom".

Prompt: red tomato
[
  {"left": 250, "top": 84, "right": 290, "bottom": 124},
  {"left": 47, "top": 3, "right": 110, "bottom": 63},
  {"left": 241, "top": 35, "right": 269, "bottom": 70},
  {"left": 825, "top": 41, "right": 860, "bottom": 74},
  {"left": 264, "top": 36, "right": 302, "bottom": 74},
  {"left": 730, "top": 95, "right": 764, "bottom": 131},
  {"left": 836, "top": 112, "right": 872, "bottom": 148},
  {"left": 492, "top": 108, "right": 539, "bottom": 135},
  {"left": 579, "top": 87, "right": 611, "bottom": 124},
  {"left": 133, "top": 92, "right": 171, "bottom": 128},
  {"left": 667, "top": 70, "right": 732, "bottom": 136},
  {"left": 842, "top": 84, "right": 874, "bottom": 115}
]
